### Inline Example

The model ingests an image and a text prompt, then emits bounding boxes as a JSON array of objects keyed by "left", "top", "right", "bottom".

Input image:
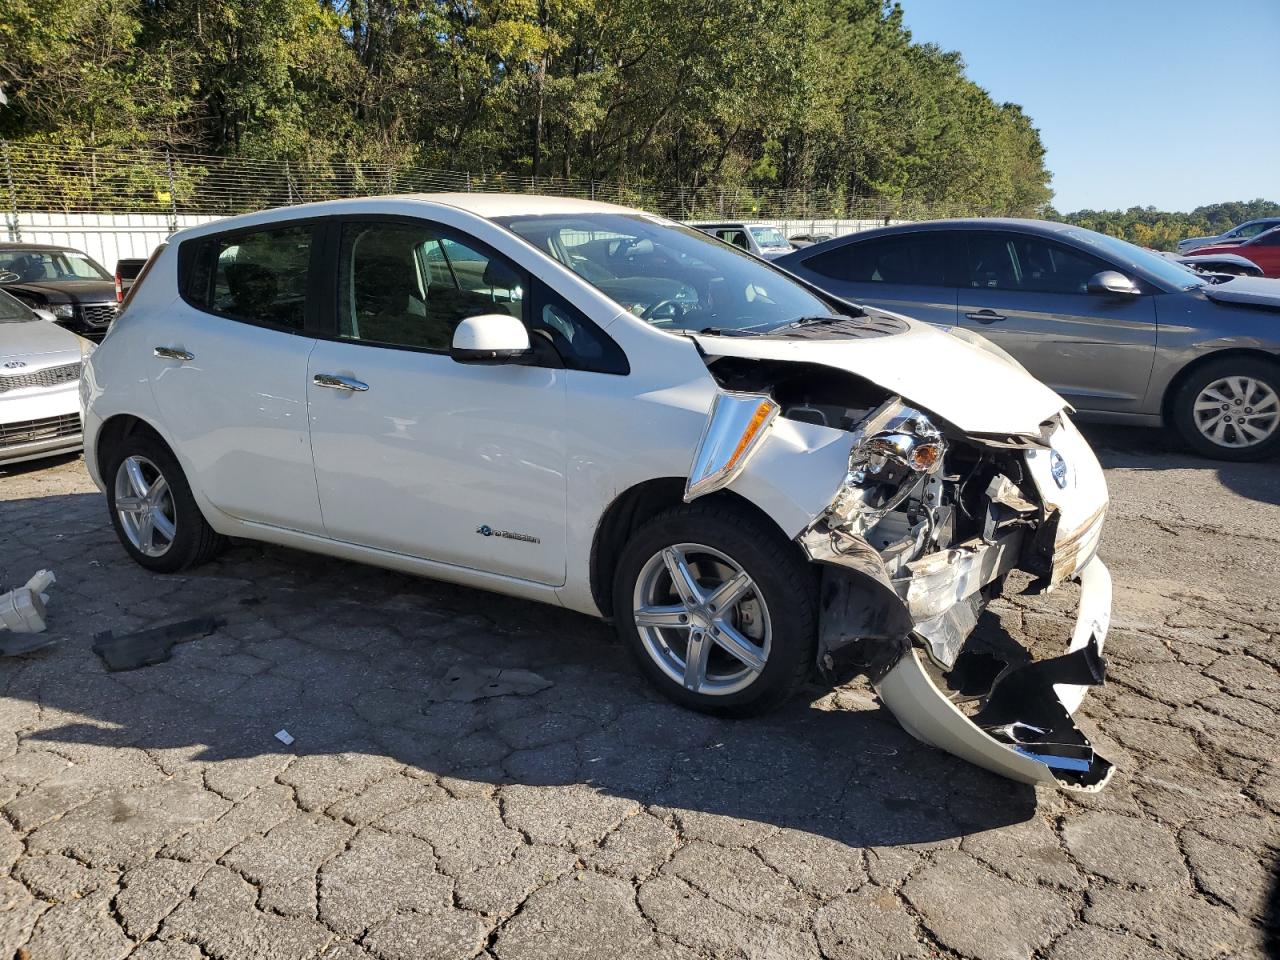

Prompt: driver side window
[{"left": 338, "top": 221, "right": 524, "bottom": 351}]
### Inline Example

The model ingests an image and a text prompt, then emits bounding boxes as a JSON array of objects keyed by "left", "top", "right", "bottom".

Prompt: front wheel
[
  {"left": 612, "top": 502, "right": 817, "bottom": 717},
  {"left": 1172, "top": 357, "right": 1280, "bottom": 461}
]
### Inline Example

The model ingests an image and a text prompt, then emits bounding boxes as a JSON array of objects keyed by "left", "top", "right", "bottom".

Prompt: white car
[
  {"left": 1, "top": 288, "right": 89, "bottom": 465},
  {"left": 82, "top": 195, "right": 1113, "bottom": 790},
  {"left": 688, "top": 221, "right": 795, "bottom": 259}
]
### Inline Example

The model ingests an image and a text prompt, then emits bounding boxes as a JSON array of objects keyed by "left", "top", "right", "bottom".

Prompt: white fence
[
  {"left": 3, "top": 212, "right": 221, "bottom": 271},
  {"left": 2, "top": 211, "right": 907, "bottom": 272}
]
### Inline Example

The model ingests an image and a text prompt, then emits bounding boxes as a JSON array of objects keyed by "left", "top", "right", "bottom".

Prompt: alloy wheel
[
  {"left": 1193, "top": 376, "right": 1280, "bottom": 449},
  {"left": 632, "top": 542, "right": 771, "bottom": 696},
  {"left": 113, "top": 455, "right": 177, "bottom": 557}
]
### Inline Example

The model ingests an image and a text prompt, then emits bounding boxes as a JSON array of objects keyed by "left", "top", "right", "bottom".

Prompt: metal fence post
[
  {"left": 285, "top": 159, "right": 296, "bottom": 204},
  {"left": 165, "top": 149, "right": 178, "bottom": 232},
  {"left": 1, "top": 139, "right": 20, "bottom": 241}
]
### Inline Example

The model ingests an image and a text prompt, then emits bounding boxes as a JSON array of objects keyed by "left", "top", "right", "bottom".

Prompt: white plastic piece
[
  {"left": 0, "top": 569, "right": 56, "bottom": 634},
  {"left": 274, "top": 729, "right": 295, "bottom": 746}
]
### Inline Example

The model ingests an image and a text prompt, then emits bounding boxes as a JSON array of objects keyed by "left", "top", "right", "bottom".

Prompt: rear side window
[
  {"left": 182, "top": 225, "right": 312, "bottom": 330},
  {"left": 804, "top": 233, "right": 952, "bottom": 286}
]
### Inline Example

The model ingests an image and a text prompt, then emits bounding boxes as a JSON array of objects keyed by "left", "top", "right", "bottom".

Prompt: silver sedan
[{"left": 777, "top": 219, "right": 1280, "bottom": 461}]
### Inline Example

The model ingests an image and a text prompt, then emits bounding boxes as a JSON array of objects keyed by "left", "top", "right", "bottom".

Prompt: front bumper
[{"left": 877, "top": 556, "right": 1113, "bottom": 790}]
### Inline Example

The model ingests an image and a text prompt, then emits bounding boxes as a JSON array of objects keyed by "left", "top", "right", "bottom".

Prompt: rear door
[
  {"left": 957, "top": 230, "right": 1157, "bottom": 414},
  {"left": 788, "top": 231, "right": 959, "bottom": 326},
  {"left": 150, "top": 222, "right": 324, "bottom": 532}
]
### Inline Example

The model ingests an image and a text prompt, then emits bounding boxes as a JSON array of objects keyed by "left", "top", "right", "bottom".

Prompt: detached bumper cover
[{"left": 875, "top": 556, "right": 1113, "bottom": 790}]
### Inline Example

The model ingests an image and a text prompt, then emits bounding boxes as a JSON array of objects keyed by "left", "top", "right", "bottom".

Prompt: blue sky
[{"left": 898, "top": 0, "right": 1280, "bottom": 213}]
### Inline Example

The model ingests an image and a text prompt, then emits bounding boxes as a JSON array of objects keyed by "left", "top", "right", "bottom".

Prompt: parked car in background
[
  {"left": 0, "top": 287, "right": 89, "bottom": 466},
  {"left": 788, "top": 232, "right": 835, "bottom": 248},
  {"left": 1184, "top": 226, "right": 1280, "bottom": 278},
  {"left": 82, "top": 194, "right": 1115, "bottom": 789},
  {"left": 0, "top": 243, "right": 120, "bottom": 341},
  {"left": 1178, "top": 217, "right": 1280, "bottom": 253},
  {"left": 688, "top": 221, "right": 795, "bottom": 259},
  {"left": 1167, "top": 251, "right": 1263, "bottom": 278},
  {"left": 115, "top": 257, "right": 148, "bottom": 302},
  {"left": 777, "top": 219, "right": 1280, "bottom": 460}
]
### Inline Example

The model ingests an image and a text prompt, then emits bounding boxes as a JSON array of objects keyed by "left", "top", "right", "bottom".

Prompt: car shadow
[
  {"left": 1079, "top": 423, "right": 1280, "bottom": 506},
  {"left": 1, "top": 491, "right": 1039, "bottom": 852}
]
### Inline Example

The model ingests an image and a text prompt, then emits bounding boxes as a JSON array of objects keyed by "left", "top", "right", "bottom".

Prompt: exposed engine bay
[{"left": 686, "top": 356, "right": 1113, "bottom": 790}]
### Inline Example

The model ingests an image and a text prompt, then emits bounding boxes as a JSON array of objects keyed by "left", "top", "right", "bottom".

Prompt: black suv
[{"left": 0, "top": 243, "right": 119, "bottom": 340}]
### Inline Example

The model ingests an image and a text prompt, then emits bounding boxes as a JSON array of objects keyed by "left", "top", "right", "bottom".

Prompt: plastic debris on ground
[
  {"left": 274, "top": 729, "right": 295, "bottom": 746},
  {"left": 91, "top": 616, "right": 225, "bottom": 671},
  {"left": 0, "top": 570, "right": 58, "bottom": 656},
  {"left": 429, "top": 664, "right": 553, "bottom": 702}
]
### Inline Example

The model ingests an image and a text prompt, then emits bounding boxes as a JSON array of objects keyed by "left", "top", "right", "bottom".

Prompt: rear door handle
[
  {"left": 153, "top": 346, "right": 194, "bottom": 361},
  {"left": 964, "top": 310, "right": 1006, "bottom": 324},
  {"left": 313, "top": 373, "right": 369, "bottom": 392}
]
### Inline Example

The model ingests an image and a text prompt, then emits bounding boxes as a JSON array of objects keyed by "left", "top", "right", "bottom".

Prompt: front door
[
  {"left": 957, "top": 231, "right": 1157, "bottom": 415},
  {"left": 306, "top": 218, "right": 568, "bottom": 585},
  {"left": 150, "top": 222, "right": 324, "bottom": 532}
]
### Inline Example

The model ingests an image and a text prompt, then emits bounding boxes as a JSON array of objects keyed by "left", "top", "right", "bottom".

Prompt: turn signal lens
[
  {"left": 908, "top": 442, "right": 944, "bottom": 473},
  {"left": 726, "top": 400, "right": 776, "bottom": 472}
]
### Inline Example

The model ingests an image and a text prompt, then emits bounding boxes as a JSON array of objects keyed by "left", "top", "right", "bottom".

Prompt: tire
[
  {"left": 1172, "top": 356, "right": 1280, "bottom": 462},
  {"left": 612, "top": 501, "right": 818, "bottom": 717},
  {"left": 103, "top": 432, "right": 227, "bottom": 573}
]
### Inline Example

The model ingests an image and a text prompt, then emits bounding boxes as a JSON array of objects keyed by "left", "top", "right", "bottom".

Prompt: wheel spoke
[
  {"left": 115, "top": 495, "right": 146, "bottom": 513},
  {"left": 710, "top": 620, "right": 767, "bottom": 672},
  {"left": 634, "top": 604, "right": 689, "bottom": 629},
  {"left": 662, "top": 548, "right": 704, "bottom": 607},
  {"left": 125, "top": 458, "right": 150, "bottom": 498},
  {"left": 136, "top": 511, "right": 156, "bottom": 550},
  {"left": 705, "top": 570, "right": 754, "bottom": 615},
  {"left": 683, "top": 631, "right": 712, "bottom": 691},
  {"left": 147, "top": 474, "right": 169, "bottom": 506},
  {"left": 153, "top": 509, "right": 177, "bottom": 541}
]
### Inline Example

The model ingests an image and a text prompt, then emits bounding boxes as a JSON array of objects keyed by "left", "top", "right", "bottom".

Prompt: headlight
[
  {"left": 830, "top": 403, "right": 947, "bottom": 534},
  {"left": 51, "top": 303, "right": 75, "bottom": 319}
]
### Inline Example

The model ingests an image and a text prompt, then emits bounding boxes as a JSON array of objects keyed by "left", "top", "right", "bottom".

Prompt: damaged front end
[{"left": 688, "top": 361, "right": 1113, "bottom": 791}]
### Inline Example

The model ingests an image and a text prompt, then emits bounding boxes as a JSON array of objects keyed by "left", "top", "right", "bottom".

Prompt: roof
[
  {"left": 409, "top": 192, "right": 639, "bottom": 218},
  {"left": 0, "top": 242, "right": 91, "bottom": 253}
]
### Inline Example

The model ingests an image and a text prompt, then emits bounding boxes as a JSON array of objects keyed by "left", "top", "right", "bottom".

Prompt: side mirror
[
  {"left": 32, "top": 308, "right": 58, "bottom": 323},
  {"left": 450, "top": 313, "right": 531, "bottom": 364},
  {"left": 1087, "top": 270, "right": 1140, "bottom": 297}
]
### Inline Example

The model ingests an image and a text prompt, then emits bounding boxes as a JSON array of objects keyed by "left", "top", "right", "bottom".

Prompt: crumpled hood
[
  {"left": 1201, "top": 276, "right": 1280, "bottom": 309},
  {"left": 693, "top": 318, "right": 1067, "bottom": 436}
]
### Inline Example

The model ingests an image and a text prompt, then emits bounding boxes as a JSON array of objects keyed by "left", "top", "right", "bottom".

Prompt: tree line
[
  {"left": 1056, "top": 200, "right": 1280, "bottom": 252},
  {"left": 1, "top": 0, "right": 1054, "bottom": 214}
]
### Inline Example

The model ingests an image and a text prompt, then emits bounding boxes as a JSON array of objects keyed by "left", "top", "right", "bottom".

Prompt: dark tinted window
[
  {"left": 1253, "top": 228, "right": 1280, "bottom": 247},
  {"left": 184, "top": 225, "right": 311, "bottom": 329},
  {"left": 337, "top": 221, "right": 523, "bottom": 352},
  {"left": 529, "top": 281, "right": 628, "bottom": 375},
  {"left": 804, "top": 233, "right": 951, "bottom": 286},
  {"left": 717, "top": 229, "right": 751, "bottom": 250},
  {"left": 964, "top": 233, "right": 1106, "bottom": 294}
]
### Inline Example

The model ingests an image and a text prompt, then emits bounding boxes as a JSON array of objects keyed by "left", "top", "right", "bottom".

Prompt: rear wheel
[
  {"left": 612, "top": 502, "right": 817, "bottom": 717},
  {"left": 1173, "top": 357, "right": 1280, "bottom": 461},
  {"left": 104, "top": 433, "right": 226, "bottom": 572}
]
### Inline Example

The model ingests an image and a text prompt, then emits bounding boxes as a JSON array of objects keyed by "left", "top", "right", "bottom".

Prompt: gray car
[
  {"left": 776, "top": 219, "right": 1280, "bottom": 461},
  {"left": 1178, "top": 217, "right": 1280, "bottom": 253}
]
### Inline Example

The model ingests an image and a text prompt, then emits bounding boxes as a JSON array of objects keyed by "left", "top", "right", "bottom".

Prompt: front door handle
[
  {"left": 313, "top": 373, "right": 369, "bottom": 392},
  {"left": 964, "top": 310, "right": 1006, "bottom": 324},
  {"left": 153, "top": 346, "right": 194, "bottom": 361}
]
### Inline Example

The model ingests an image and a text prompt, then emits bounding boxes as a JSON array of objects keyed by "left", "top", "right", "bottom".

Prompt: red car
[{"left": 1191, "top": 225, "right": 1280, "bottom": 278}]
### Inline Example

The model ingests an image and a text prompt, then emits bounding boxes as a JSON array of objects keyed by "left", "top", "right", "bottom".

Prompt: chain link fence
[{"left": 1, "top": 140, "right": 994, "bottom": 228}]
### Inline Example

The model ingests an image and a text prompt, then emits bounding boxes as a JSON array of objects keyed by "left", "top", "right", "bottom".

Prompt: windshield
[
  {"left": 0, "top": 289, "right": 35, "bottom": 323},
  {"left": 748, "top": 226, "right": 790, "bottom": 248},
  {"left": 0, "top": 248, "right": 110, "bottom": 282},
  {"left": 494, "top": 213, "right": 840, "bottom": 334},
  {"left": 1062, "top": 228, "right": 1206, "bottom": 291}
]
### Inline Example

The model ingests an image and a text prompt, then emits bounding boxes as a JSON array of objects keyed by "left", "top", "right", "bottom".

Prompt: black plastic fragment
[
  {"left": 0, "top": 633, "right": 59, "bottom": 657},
  {"left": 92, "top": 616, "right": 225, "bottom": 671}
]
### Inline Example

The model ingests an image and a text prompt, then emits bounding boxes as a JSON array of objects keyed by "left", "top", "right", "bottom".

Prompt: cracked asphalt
[{"left": 1, "top": 425, "right": 1277, "bottom": 960}]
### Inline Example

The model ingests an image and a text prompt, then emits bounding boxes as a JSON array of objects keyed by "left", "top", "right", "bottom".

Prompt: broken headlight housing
[{"left": 829, "top": 402, "right": 947, "bottom": 538}]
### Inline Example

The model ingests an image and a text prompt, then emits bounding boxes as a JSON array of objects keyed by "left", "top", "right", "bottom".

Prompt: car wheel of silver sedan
[
  {"left": 1174, "top": 357, "right": 1280, "bottom": 462},
  {"left": 114, "top": 455, "right": 177, "bottom": 558},
  {"left": 612, "top": 502, "right": 817, "bottom": 717}
]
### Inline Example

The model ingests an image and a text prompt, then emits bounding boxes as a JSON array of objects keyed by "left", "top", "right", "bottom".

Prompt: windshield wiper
[{"left": 773, "top": 315, "right": 846, "bottom": 331}]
